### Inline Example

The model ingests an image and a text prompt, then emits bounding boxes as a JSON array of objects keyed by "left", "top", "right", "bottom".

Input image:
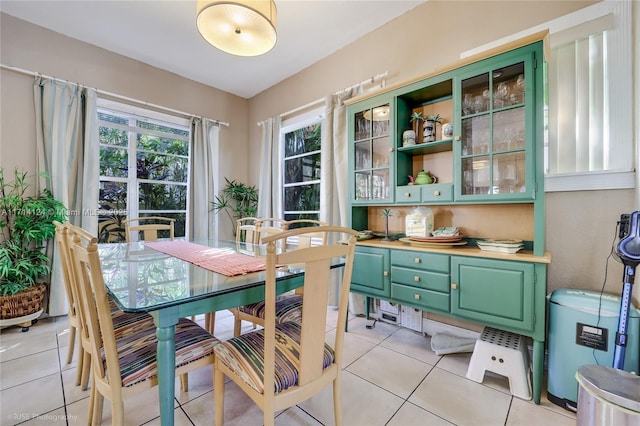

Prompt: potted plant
[
  {"left": 423, "top": 114, "right": 442, "bottom": 143},
  {"left": 0, "top": 168, "right": 67, "bottom": 329},
  {"left": 409, "top": 111, "right": 425, "bottom": 134},
  {"left": 210, "top": 177, "right": 259, "bottom": 237}
]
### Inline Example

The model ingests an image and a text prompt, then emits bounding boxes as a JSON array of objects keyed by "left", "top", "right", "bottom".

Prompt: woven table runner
[{"left": 145, "top": 240, "right": 269, "bottom": 277}]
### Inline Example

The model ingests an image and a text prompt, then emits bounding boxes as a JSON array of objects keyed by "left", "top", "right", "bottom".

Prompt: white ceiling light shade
[{"left": 196, "top": 0, "right": 277, "bottom": 56}]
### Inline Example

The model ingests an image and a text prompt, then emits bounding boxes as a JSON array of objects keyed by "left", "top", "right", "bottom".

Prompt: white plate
[
  {"left": 477, "top": 244, "right": 523, "bottom": 254},
  {"left": 477, "top": 241, "right": 523, "bottom": 249}
]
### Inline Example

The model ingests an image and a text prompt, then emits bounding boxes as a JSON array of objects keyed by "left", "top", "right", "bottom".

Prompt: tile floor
[{"left": 0, "top": 309, "right": 577, "bottom": 425}]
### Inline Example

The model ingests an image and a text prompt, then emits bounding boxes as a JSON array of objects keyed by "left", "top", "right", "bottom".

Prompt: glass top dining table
[{"left": 98, "top": 238, "right": 309, "bottom": 426}]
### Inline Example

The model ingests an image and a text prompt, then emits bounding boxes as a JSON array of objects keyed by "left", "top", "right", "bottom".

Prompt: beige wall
[
  {"left": 1, "top": 2, "right": 638, "bottom": 306},
  {"left": 248, "top": 1, "right": 638, "bottom": 306}
]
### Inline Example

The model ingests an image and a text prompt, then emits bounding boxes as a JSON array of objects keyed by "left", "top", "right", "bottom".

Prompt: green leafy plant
[
  {"left": 210, "top": 178, "right": 258, "bottom": 236},
  {"left": 426, "top": 113, "right": 442, "bottom": 124},
  {"left": 409, "top": 112, "right": 425, "bottom": 133},
  {"left": 0, "top": 168, "right": 67, "bottom": 296}
]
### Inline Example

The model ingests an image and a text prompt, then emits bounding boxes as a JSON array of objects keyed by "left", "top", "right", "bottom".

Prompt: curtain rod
[
  {"left": 257, "top": 71, "right": 388, "bottom": 126},
  {"left": 0, "top": 63, "right": 230, "bottom": 127}
]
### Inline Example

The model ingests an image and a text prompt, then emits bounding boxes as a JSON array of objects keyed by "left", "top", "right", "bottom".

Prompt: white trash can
[{"left": 576, "top": 365, "right": 640, "bottom": 426}]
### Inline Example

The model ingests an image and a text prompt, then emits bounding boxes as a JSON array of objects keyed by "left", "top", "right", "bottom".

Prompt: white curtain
[
  {"left": 324, "top": 86, "right": 364, "bottom": 308},
  {"left": 189, "top": 118, "right": 220, "bottom": 240},
  {"left": 256, "top": 117, "right": 282, "bottom": 219},
  {"left": 34, "top": 77, "right": 99, "bottom": 316}
]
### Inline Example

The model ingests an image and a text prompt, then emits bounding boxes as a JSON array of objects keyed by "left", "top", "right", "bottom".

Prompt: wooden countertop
[{"left": 356, "top": 239, "right": 551, "bottom": 264}]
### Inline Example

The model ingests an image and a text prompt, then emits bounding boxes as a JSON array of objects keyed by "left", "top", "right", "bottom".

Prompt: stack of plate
[
  {"left": 399, "top": 235, "right": 467, "bottom": 248},
  {"left": 476, "top": 239, "right": 523, "bottom": 254}
]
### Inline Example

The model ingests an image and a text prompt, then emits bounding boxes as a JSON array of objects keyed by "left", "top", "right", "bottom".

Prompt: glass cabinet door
[
  {"left": 458, "top": 60, "right": 531, "bottom": 199},
  {"left": 352, "top": 103, "right": 392, "bottom": 203}
]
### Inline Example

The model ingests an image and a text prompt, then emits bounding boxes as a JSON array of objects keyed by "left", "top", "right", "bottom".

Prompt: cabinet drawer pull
[
  {"left": 414, "top": 258, "right": 421, "bottom": 264},
  {"left": 383, "top": 271, "right": 389, "bottom": 276},
  {"left": 414, "top": 294, "right": 421, "bottom": 300},
  {"left": 451, "top": 283, "right": 458, "bottom": 290},
  {"left": 405, "top": 192, "right": 411, "bottom": 197},
  {"left": 414, "top": 276, "right": 420, "bottom": 282},
  {"left": 434, "top": 190, "right": 440, "bottom": 196},
  {"left": 454, "top": 135, "right": 461, "bottom": 141}
]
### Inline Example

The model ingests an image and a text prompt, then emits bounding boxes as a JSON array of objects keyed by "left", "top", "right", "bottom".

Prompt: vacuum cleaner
[{"left": 614, "top": 210, "right": 640, "bottom": 369}]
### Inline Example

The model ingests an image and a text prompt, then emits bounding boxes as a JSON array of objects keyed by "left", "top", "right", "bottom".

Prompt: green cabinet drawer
[
  {"left": 391, "top": 250, "right": 449, "bottom": 273},
  {"left": 391, "top": 283, "right": 450, "bottom": 313},
  {"left": 395, "top": 186, "right": 421, "bottom": 204},
  {"left": 391, "top": 266, "right": 450, "bottom": 293},
  {"left": 351, "top": 246, "right": 390, "bottom": 298},
  {"left": 421, "top": 183, "right": 453, "bottom": 203},
  {"left": 451, "top": 256, "right": 535, "bottom": 331}
]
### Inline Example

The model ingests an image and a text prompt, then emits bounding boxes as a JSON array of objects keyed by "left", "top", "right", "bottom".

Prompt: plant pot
[
  {"left": 423, "top": 120, "right": 437, "bottom": 143},
  {"left": 0, "top": 284, "right": 46, "bottom": 320}
]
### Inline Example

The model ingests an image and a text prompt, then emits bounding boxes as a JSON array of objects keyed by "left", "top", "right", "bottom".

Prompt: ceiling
[{"left": 1, "top": 0, "right": 424, "bottom": 99}]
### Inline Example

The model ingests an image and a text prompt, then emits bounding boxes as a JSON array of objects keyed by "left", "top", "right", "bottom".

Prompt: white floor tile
[
  {"left": 409, "top": 367, "right": 512, "bottom": 425},
  {"left": 346, "top": 345, "right": 433, "bottom": 398},
  {"left": 298, "top": 370, "right": 404, "bottom": 426},
  {"left": 0, "top": 373, "right": 65, "bottom": 423},
  {"left": 387, "top": 401, "right": 454, "bottom": 426}
]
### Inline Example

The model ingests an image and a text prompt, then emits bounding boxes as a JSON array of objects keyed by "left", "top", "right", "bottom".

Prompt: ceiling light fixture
[
  {"left": 363, "top": 106, "right": 390, "bottom": 121},
  {"left": 196, "top": 0, "right": 277, "bottom": 57}
]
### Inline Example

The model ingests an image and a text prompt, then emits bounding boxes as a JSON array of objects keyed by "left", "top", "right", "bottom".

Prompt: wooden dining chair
[
  {"left": 122, "top": 216, "right": 175, "bottom": 242},
  {"left": 214, "top": 226, "right": 358, "bottom": 426},
  {"left": 66, "top": 224, "right": 220, "bottom": 425},
  {"left": 254, "top": 217, "right": 288, "bottom": 245},
  {"left": 232, "top": 219, "right": 329, "bottom": 336},
  {"left": 236, "top": 217, "right": 259, "bottom": 243},
  {"left": 53, "top": 222, "right": 82, "bottom": 370},
  {"left": 55, "top": 222, "right": 157, "bottom": 390}
]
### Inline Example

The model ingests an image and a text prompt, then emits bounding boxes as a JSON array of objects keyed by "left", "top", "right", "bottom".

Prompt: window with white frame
[
  {"left": 462, "top": 1, "right": 633, "bottom": 191},
  {"left": 97, "top": 99, "right": 191, "bottom": 242},
  {"left": 280, "top": 108, "right": 325, "bottom": 224}
]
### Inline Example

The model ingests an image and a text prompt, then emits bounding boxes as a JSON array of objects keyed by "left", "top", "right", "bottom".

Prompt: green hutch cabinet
[{"left": 345, "top": 32, "right": 550, "bottom": 404}]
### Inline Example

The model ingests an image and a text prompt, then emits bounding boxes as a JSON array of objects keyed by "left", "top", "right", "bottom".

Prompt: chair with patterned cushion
[
  {"left": 232, "top": 219, "right": 328, "bottom": 336},
  {"left": 214, "top": 226, "right": 358, "bottom": 426},
  {"left": 67, "top": 224, "right": 219, "bottom": 425},
  {"left": 122, "top": 216, "right": 175, "bottom": 243},
  {"left": 55, "top": 222, "right": 158, "bottom": 390}
]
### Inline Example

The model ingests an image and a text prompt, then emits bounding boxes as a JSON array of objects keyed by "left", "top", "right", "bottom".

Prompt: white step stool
[{"left": 466, "top": 327, "right": 532, "bottom": 400}]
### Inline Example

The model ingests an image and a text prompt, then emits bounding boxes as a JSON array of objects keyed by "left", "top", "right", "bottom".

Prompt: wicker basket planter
[{"left": 0, "top": 284, "right": 46, "bottom": 321}]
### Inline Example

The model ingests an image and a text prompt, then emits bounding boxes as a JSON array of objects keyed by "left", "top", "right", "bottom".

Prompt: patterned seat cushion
[
  {"left": 103, "top": 318, "right": 219, "bottom": 387},
  {"left": 214, "top": 321, "right": 335, "bottom": 394},
  {"left": 108, "top": 298, "right": 156, "bottom": 339},
  {"left": 238, "top": 294, "right": 303, "bottom": 324}
]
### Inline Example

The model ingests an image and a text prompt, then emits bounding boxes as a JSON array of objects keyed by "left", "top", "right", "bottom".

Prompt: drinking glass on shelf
[
  {"left": 463, "top": 94, "right": 474, "bottom": 115},
  {"left": 493, "top": 83, "right": 508, "bottom": 108},
  {"left": 504, "top": 163, "right": 518, "bottom": 193},
  {"left": 473, "top": 96, "right": 484, "bottom": 114},
  {"left": 515, "top": 74, "right": 525, "bottom": 103}
]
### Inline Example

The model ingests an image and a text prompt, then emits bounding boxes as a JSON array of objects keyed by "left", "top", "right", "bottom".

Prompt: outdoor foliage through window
[
  {"left": 283, "top": 122, "right": 321, "bottom": 222},
  {"left": 98, "top": 109, "right": 190, "bottom": 242}
]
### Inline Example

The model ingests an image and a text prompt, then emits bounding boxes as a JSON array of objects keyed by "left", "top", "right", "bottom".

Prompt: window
[
  {"left": 461, "top": 1, "right": 633, "bottom": 191},
  {"left": 280, "top": 107, "right": 325, "bottom": 223},
  {"left": 97, "top": 99, "right": 191, "bottom": 242},
  {"left": 281, "top": 120, "right": 322, "bottom": 223}
]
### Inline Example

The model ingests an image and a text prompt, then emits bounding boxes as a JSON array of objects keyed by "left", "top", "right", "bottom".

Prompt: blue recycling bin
[{"left": 547, "top": 289, "right": 639, "bottom": 411}]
